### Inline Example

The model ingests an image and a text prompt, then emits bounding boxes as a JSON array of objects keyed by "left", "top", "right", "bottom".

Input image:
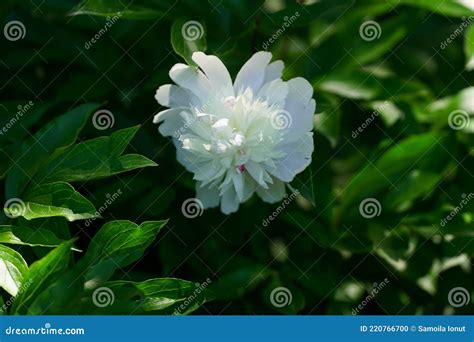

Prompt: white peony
[{"left": 154, "top": 51, "right": 315, "bottom": 214}]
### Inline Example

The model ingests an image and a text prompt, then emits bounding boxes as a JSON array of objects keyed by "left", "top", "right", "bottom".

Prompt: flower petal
[
  {"left": 155, "top": 84, "right": 200, "bottom": 108},
  {"left": 154, "top": 108, "right": 187, "bottom": 137},
  {"left": 245, "top": 161, "right": 271, "bottom": 188},
  {"left": 192, "top": 52, "right": 234, "bottom": 97},
  {"left": 169, "top": 63, "right": 212, "bottom": 100},
  {"left": 257, "top": 79, "right": 289, "bottom": 107},
  {"left": 270, "top": 132, "right": 314, "bottom": 182},
  {"left": 263, "top": 60, "right": 284, "bottom": 84},
  {"left": 256, "top": 178, "right": 286, "bottom": 203},
  {"left": 196, "top": 182, "right": 220, "bottom": 208},
  {"left": 221, "top": 186, "right": 239, "bottom": 214},
  {"left": 234, "top": 51, "right": 272, "bottom": 94},
  {"left": 284, "top": 77, "right": 315, "bottom": 134}
]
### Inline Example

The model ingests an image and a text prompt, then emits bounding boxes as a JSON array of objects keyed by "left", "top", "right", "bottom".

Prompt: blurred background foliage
[{"left": 0, "top": 0, "right": 473, "bottom": 315}]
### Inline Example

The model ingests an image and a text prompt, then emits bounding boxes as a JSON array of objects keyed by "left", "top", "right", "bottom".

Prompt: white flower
[{"left": 154, "top": 51, "right": 315, "bottom": 214}]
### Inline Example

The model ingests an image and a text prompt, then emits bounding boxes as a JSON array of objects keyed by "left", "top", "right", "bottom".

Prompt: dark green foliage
[{"left": 0, "top": 0, "right": 473, "bottom": 315}]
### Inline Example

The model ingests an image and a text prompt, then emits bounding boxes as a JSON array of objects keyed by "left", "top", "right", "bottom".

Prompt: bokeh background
[{"left": 1, "top": 0, "right": 473, "bottom": 315}]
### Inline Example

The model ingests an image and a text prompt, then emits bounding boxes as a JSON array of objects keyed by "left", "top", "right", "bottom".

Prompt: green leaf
[
  {"left": 317, "top": 71, "right": 379, "bottom": 100},
  {"left": 382, "top": 170, "right": 442, "bottom": 212},
  {"left": 349, "top": 15, "right": 409, "bottom": 67},
  {"left": 70, "top": 0, "right": 164, "bottom": 19},
  {"left": 18, "top": 217, "right": 71, "bottom": 240},
  {"left": 316, "top": 69, "right": 429, "bottom": 101},
  {"left": 171, "top": 19, "right": 207, "bottom": 66},
  {"left": 0, "top": 296, "right": 5, "bottom": 315},
  {"left": 27, "top": 220, "right": 168, "bottom": 314},
  {"left": 262, "top": 0, "right": 397, "bottom": 29},
  {"left": 314, "top": 93, "right": 341, "bottom": 147},
  {"left": 368, "top": 224, "right": 412, "bottom": 260},
  {"left": 401, "top": 0, "right": 474, "bottom": 17},
  {"left": 413, "top": 87, "right": 474, "bottom": 131},
  {"left": 465, "top": 24, "right": 474, "bottom": 71},
  {"left": 33, "top": 126, "right": 157, "bottom": 184},
  {"left": 340, "top": 133, "right": 450, "bottom": 219},
  {"left": 0, "top": 244, "right": 28, "bottom": 297},
  {"left": 5, "top": 103, "right": 99, "bottom": 198},
  {"left": 289, "top": 133, "right": 334, "bottom": 220},
  {"left": 308, "top": 13, "right": 414, "bottom": 79},
  {"left": 368, "top": 101, "right": 405, "bottom": 127},
  {"left": 81, "top": 278, "right": 211, "bottom": 314},
  {"left": 0, "top": 225, "right": 76, "bottom": 249},
  {"left": 84, "top": 220, "right": 167, "bottom": 282},
  {"left": 136, "top": 278, "right": 211, "bottom": 314},
  {"left": 7, "top": 182, "right": 98, "bottom": 221},
  {"left": 11, "top": 240, "right": 74, "bottom": 314}
]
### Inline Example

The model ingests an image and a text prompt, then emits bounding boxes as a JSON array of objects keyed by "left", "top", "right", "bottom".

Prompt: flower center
[
  {"left": 179, "top": 90, "right": 287, "bottom": 185},
  {"left": 237, "top": 164, "right": 246, "bottom": 173}
]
